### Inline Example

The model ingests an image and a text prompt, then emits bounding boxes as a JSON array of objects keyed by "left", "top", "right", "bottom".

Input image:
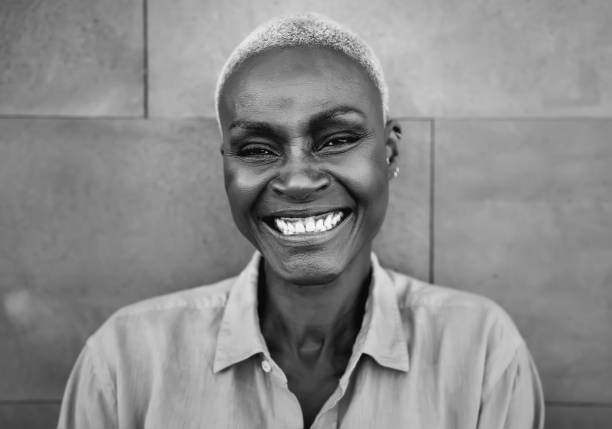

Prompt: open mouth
[{"left": 263, "top": 209, "right": 352, "bottom": 236}]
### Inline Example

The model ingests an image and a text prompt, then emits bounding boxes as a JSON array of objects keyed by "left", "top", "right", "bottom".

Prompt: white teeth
[{"left": 272, "top": 210, "right": 347, "bottom": 236}]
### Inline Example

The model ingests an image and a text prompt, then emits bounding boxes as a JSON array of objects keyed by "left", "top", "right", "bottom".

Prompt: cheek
[
  {"left": 343, "top": 148, "right": 388, "bottom": 203},
  {"left": 342, "top": 154, "right": 389, "bottom": 227},
  {"left": 223, "top": 161, "right": 267, "bottom": 222}
]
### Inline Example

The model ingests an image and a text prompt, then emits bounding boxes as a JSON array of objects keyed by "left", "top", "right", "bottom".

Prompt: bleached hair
[{"left": 214, "top": 13, "right": 389, "bottom": 125}]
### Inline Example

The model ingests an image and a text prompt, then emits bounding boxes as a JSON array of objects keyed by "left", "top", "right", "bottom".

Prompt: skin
[{"left": 218, "top": 46, "right": 401, "bottom": 428}]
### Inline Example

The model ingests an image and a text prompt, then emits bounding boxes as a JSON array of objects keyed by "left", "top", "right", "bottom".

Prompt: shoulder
[
  {"left": 111, "top": 276, "right": 236, "bottom": 319},
  {"left": 387, "top": 268, "right": 509, "bottom": 314},
  {"left": 87, "top": 276, "right": 238, "bottom": 357},
  {"left": 386, "top": 268, "right": 525, "bottom": 356}
]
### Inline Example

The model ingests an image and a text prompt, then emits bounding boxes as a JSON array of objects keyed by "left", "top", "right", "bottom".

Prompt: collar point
[{"left": 212, "top": 356, "right": 227, "bottom": 374}]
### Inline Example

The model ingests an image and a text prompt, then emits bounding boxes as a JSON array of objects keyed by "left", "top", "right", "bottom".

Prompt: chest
[
  {"left": 132, "top": 356, "right": 482, "bottom": 429},
  {"left": 271, "top": 345, "right": 351, "bottom": 427}
]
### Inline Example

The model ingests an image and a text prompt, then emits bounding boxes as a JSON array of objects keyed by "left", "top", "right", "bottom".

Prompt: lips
[{"left": 263, "top": 208, "right": 351, "bottom": 236}]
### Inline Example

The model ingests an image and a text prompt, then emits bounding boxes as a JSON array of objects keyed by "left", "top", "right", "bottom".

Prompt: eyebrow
[
  {"left": 228, "top": 105, "right": 367, "bottom": 134},
  {"left": 309, "top": 106, "right": 367, "bottom": 126},
  {"left": 228, "top": 120, "right": 277, "bottom": 134}
]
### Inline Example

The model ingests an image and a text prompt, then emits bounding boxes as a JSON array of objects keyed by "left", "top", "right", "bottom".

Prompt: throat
[
  {"left": 297, "top": 333, "right": 325, "bottom": 363},
  {"left": 257, "top": 260, "right": 372, "bottom": 364},
  {"left": 261, "top": 303, "right": 365, "bottom": 375}
]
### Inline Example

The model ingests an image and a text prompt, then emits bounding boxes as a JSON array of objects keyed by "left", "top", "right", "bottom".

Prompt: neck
[{"left": 258, "top": 250, "right": 372, "bottom": 346}]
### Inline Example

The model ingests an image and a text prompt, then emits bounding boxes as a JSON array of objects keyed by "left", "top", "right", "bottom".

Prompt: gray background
[{"left": 0, "top": 0, "right": 611, "bottom": 427}]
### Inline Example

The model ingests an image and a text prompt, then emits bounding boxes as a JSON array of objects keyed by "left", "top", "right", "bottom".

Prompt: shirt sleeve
[
  {"left": 57, "top": 340, "right": 118, "bottom": 429},
  {"left": 477, "top": 343, "right": 545, "bottom": 429}
]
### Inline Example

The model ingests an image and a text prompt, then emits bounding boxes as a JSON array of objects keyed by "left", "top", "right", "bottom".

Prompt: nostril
[{"left": 271, "top": 170, "right": 330, "bottom": 200}]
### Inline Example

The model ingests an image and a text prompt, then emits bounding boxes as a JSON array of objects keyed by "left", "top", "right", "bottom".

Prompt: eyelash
[
  {"left": 318, "top": 134, "right": 363, "bottom": 151},
  {"left": 239, "top": 146, "right": 276, "bottom": 157},
  {"left": 235, "top": 144, "right": 279, "bottom": 162}
]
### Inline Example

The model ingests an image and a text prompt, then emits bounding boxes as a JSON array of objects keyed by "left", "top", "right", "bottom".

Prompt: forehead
[{"left": 219, "top": 47, "right": 382, "bottom": 127}]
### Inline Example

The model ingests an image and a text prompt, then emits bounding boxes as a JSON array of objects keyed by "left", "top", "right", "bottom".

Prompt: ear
[{"left": 384, "top": 119, "right": 401, "bottom": 180}]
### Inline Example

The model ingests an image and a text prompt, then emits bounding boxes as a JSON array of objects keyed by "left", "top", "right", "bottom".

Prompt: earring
[{"left": 392, "top": 167, "right": 399, "bottom": 178}]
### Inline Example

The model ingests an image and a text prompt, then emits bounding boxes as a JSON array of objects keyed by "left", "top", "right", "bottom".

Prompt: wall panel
[
  {"left": 0, "top": 118, "right": 250, "bottom": 399},
  {"left": 545, "top": 404, "right": 612, "bottom": 429},
  {"left": 434, "top": 119, "right": 612, "bottom": 403},
  {"left": 149, "top": 0, "right": 612, "bottom": 118},
  {"left": 0, "top": 0, "right": 143, "bottom": 116},
  {"left": 0, "top": 402, "right": 60, "bottom": 429},
  {"left": 0, "top": 118, "right": 431, "bottom": 400}
]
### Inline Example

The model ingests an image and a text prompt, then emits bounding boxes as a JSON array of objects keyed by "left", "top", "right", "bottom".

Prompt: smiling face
[{"left": 219, "top": 47, "right": 397, "bottom": 285}]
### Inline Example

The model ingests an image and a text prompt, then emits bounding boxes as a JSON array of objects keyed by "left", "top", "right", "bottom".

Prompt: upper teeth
[{"left": 273, "top": 211, "right": 345, "bottom": 236}]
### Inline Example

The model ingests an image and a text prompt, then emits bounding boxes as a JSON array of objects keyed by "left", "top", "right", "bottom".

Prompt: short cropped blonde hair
[{"left": 214, "top": 12, "right": 389, "bottom": 125}]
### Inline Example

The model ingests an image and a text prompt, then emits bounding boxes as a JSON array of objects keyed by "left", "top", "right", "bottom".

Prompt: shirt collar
[
  {"left": 213, "top": 252, "right": 266, "bottom": 373},
  {"left": 213, "top": 252, "right": 410, "bottom": 374},
  {"left": 358, "top": 253, "right": 410, "bottom": 372}
]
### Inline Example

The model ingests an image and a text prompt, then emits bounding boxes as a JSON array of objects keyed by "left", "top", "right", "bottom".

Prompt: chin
[
  {"left": 273, "top": 256, "right": 345, "bottom": 286},
  {"left": 261, "top": 240, "right": 371, "bottom": 287}
]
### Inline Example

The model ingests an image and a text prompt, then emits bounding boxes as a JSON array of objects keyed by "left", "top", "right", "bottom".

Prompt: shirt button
[{"left": 261, "top": 360, "right": 272, "bottom": 373}]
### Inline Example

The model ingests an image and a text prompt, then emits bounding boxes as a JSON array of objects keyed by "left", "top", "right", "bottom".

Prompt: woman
[{"left": 58, "top": 13, "right": 544, "bottom": 429}]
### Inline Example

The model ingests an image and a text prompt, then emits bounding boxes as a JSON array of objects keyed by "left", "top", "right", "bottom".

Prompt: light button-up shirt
[{"left": 58, "top": 253, "right": 544, "bottom": 428}]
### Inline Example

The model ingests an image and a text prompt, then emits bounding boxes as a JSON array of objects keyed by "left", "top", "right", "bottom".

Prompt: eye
[
  {"left": 238, "top": 143, "right": 279, "bottom": 159},
  {"left": 317, "top": 134, "right": 362, "bottom": 153}
]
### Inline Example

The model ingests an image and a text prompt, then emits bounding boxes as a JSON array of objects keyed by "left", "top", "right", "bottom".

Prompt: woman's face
[{"left": 219, "top": 47, "right": 396, "bottom": 285}]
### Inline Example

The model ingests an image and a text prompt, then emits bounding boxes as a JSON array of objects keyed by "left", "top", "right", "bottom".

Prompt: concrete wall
[{"left": 0, "top": 1, "right": 610, "bottom": 427}]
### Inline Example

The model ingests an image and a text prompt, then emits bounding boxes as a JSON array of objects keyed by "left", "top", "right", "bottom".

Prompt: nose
[{"left": 271, "top": 156, "right": 330, "bottom": 201}]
